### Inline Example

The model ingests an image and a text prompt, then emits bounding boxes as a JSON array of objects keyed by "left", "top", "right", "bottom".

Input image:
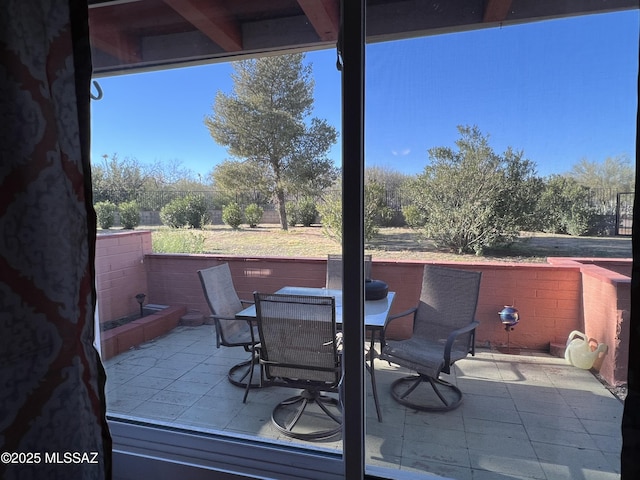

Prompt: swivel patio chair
[
  {"left": 325, "top": 253, "right": 372, "bottom": 290},
  {"left": 244, "top": 292, "right": 342, "bottom": 440},
  {"left": 380, "top": 264, "right": 481, "bottom": 412},
  {"left": 197, "top": 263, "right": 259, "bottom": 388}
]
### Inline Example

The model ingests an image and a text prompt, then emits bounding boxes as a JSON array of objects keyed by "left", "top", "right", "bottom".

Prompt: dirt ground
[{"left": 191, "top": 226, "right": 632, "bottom": 262}]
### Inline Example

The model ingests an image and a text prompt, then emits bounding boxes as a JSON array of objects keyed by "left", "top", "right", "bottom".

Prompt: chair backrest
[
  {"left": 198, "top": 263, "right": 249, "bottom": 347},
  {"left": 414, "top": 265, "right": 482, "bottom": 358},
  {"left": 253, "top": 292, "right": 340, "bottom": 385},
  {"left": 325, "top": 254, "right": 372, "bottom": 290}
]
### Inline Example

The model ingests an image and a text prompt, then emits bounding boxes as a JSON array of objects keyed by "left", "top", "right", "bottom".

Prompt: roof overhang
[{"left": 89, "top": 0, "right": 639, "bottom": 76}]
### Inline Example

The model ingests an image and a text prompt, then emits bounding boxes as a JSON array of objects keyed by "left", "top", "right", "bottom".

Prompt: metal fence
[{"left": 616, "top": 192, "right": 634, "bottom": 236}]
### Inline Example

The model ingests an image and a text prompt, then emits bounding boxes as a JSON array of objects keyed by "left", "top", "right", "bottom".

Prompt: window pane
[{"left": 364, "top": 9, "right": 636, "bottom": 478}]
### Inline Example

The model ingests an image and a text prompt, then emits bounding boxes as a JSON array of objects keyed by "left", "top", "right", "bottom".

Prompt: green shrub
[
  {"left": 317, "top": 193, "right": 342, "bottom": 244},
  {"left": 222, "top": 202, "right": 243, "bottom": 229},
  {"left": 296, "top": 198, "right": 318, "bottom": 227},
  {"left": 402, "top": 205, "right": 427, "bottom": 229},
  {"left": 286, "top": 201, "right": 299, "bottom": 227},
  {"left": 535, "top": 176, "right": 598, "bottom": 236},
  {"left": 118, "top": 201, "right": 140, "bottom": 229},
  {"left": 152, "top": 229, "right": 206, "bottom": 254},
  {"left": 160, "top": 199, "right": 186, "bottom": 228},
  {"left": 160, "top": 194, "right": 209, "bottom": 229},
  {"left": 94, "top": 201, "right": 117, "bottom": 229},
  {"left": 403, "top": 125, "right": 540, "bottom": 254},
  {"left": 183, "top": 194, "right": 209, "bottom": 229},
  {"left": 244, "top": 203, "right": 264, "bottom": 228},
  {"left": 318, "top": 186, "right": 379, "bottom": 244}
]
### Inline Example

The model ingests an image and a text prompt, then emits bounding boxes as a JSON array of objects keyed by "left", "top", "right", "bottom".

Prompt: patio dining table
[{"left": 236, "top": 286, "right": 396, "bottom": 422}]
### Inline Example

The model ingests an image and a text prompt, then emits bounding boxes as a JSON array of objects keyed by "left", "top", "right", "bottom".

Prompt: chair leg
[
  {"left": 367, "top": 348, "right": 383, "bottom": 422},
  {"left": 390, "top": 374, "right": 463, "bottom": 412},
  {"left": 228, "top": 357, "right": 262, "bottom": 389},
  {"left": 242, "top": 355, "right": 258, "bottom": 403},
  {"left": 271, "top": 389, "right": 342, "bottom": 440}
]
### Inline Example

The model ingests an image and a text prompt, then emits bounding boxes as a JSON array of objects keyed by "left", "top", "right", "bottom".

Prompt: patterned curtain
[{"left": 0, "top": 1, "right": 111, "bottom": 479}]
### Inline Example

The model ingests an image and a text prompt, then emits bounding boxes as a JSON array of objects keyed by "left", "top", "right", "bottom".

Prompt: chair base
[
  {"left": 390, "top": 375, "right": 463, "bottom": 412},
  {"left": 228, "top": 359, "right": 263, "bottom": 388},
  {"left": 271, "top": 389, "right": 342, "bottom": 440}
]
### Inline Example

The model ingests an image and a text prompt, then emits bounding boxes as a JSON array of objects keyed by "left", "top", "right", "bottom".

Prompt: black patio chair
[
  {"left": 244, "top": 292, "right": 342, "bottom": 440},
  {"left": 197, "top": 263, "right": 259, "bottom": 387},
  {"left": 380, "top": 264, "right": 481, "bottom": 412}
]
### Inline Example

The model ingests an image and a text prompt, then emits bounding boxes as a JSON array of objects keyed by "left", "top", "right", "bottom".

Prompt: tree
[
  {"left": 365, "top": 166, "right": 410, "bottom": 192},
  {"left": 405, "top": 125, "right": 541, "bottom": 254},
  {"left": 209, "top": 160, "right": 271, "bottom": 206},
  {"left": 204, "top": 53, "right": 338, "bottom": 230},
  {"left": 145, "top": 158, "right": 199, "bottom": 189},
  {"left": 91, "top": 153, "right": 149, "bottom": 204},
  {"left": 567, "top": 155, "right": 635, "bottom": 192}
]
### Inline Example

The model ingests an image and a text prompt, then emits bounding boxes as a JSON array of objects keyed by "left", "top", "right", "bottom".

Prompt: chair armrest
[
  {"left": 443, "top": 320, "right": 480, "bottom": 368},
  {"left": 385, "top": 307, "right": 417, "bottom": 325},
  {"left": 208, "top": 314, "right": 257, "bottom": 346},
  {"left": 381, "top": 306, "right": 418, "bottom": 347},
  {"left": 240, "top": 299, "right": 254, "bottom": 307},
  {"left": 209, "top": 313, "right": 244, "bottom": 322}
]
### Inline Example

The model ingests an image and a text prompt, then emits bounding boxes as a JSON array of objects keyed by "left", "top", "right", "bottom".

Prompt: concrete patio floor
[{"left": 103, "top": 325, "right": 623, "bottom": 480}]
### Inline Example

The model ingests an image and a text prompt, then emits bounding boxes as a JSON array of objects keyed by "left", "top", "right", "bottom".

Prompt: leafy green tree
[
  {"left": 92, "top": 154, "right": 149, "bottom": 204},
  {"left": 567, "top": 155, "right": 635, "bottom": 192},
  {"left": 406, "top": 125, "right": 541, "bottom": 254},
  {"left": 144, "top": 158, "right": 200, "bottom": 189},
  {"left": 204, "top": 53, "right": 338, "bottom": 230},
  {"left": 209, "top": 160, "right": 271, "bottom": 206},
  {"left": 365, "top": 166, "right": 410, "bottom": 193}
]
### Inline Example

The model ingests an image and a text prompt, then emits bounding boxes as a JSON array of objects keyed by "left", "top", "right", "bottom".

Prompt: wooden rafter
[
  {"left": 163, "top": 0, "right": 242, "bottom": 52},
  {"left": 297, "top": 0, "right": 339, "bottom": 42},
  {"left": 483, "top": 0, "right": 513, "bottom": 23}
]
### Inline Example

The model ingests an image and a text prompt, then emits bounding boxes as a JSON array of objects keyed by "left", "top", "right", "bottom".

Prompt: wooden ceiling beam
[
  {"left": 297, "top": 0, "right": 339, "bottom": 42},
  {"left": 163, "top": 0, "right": 243, "bottom": 52},
  {"left": 483, "top": 0, "right": 513, "bottom": 23}
]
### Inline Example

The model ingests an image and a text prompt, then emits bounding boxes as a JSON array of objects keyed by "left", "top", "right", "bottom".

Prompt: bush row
[
  {"left": 97, "top": 186, "right": 616, "bottom": 245},
  {"left": 94, "top": 200, "right": 140, "bottom": 229}
]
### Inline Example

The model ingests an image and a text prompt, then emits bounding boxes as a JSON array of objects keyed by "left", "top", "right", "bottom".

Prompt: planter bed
[{"left": 100, "top": 305, "right": 187, "bottom": 360}]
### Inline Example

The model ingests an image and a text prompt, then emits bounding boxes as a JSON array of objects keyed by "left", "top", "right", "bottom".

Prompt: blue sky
[{"left": 91, "top": 10, "right": 638, "bottom": 179}]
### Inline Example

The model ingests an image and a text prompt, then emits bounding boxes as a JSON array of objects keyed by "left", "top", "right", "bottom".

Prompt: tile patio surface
[{"left": 104, "top": 325, "right": 623, "bottom": 480}]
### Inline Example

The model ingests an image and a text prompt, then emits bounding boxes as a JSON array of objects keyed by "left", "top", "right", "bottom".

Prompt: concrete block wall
[
  {"left": 95, "top": 230, "right": 151, "bottom": 324},
  {"left": 550, "top": 258, "right": 631, "bottom": 386},
  {"left": 95, "top": 231, "right": 631, "bottom": 387},
  {"left": 143, "top": 255, "right": 584, "bottom": 351}
]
